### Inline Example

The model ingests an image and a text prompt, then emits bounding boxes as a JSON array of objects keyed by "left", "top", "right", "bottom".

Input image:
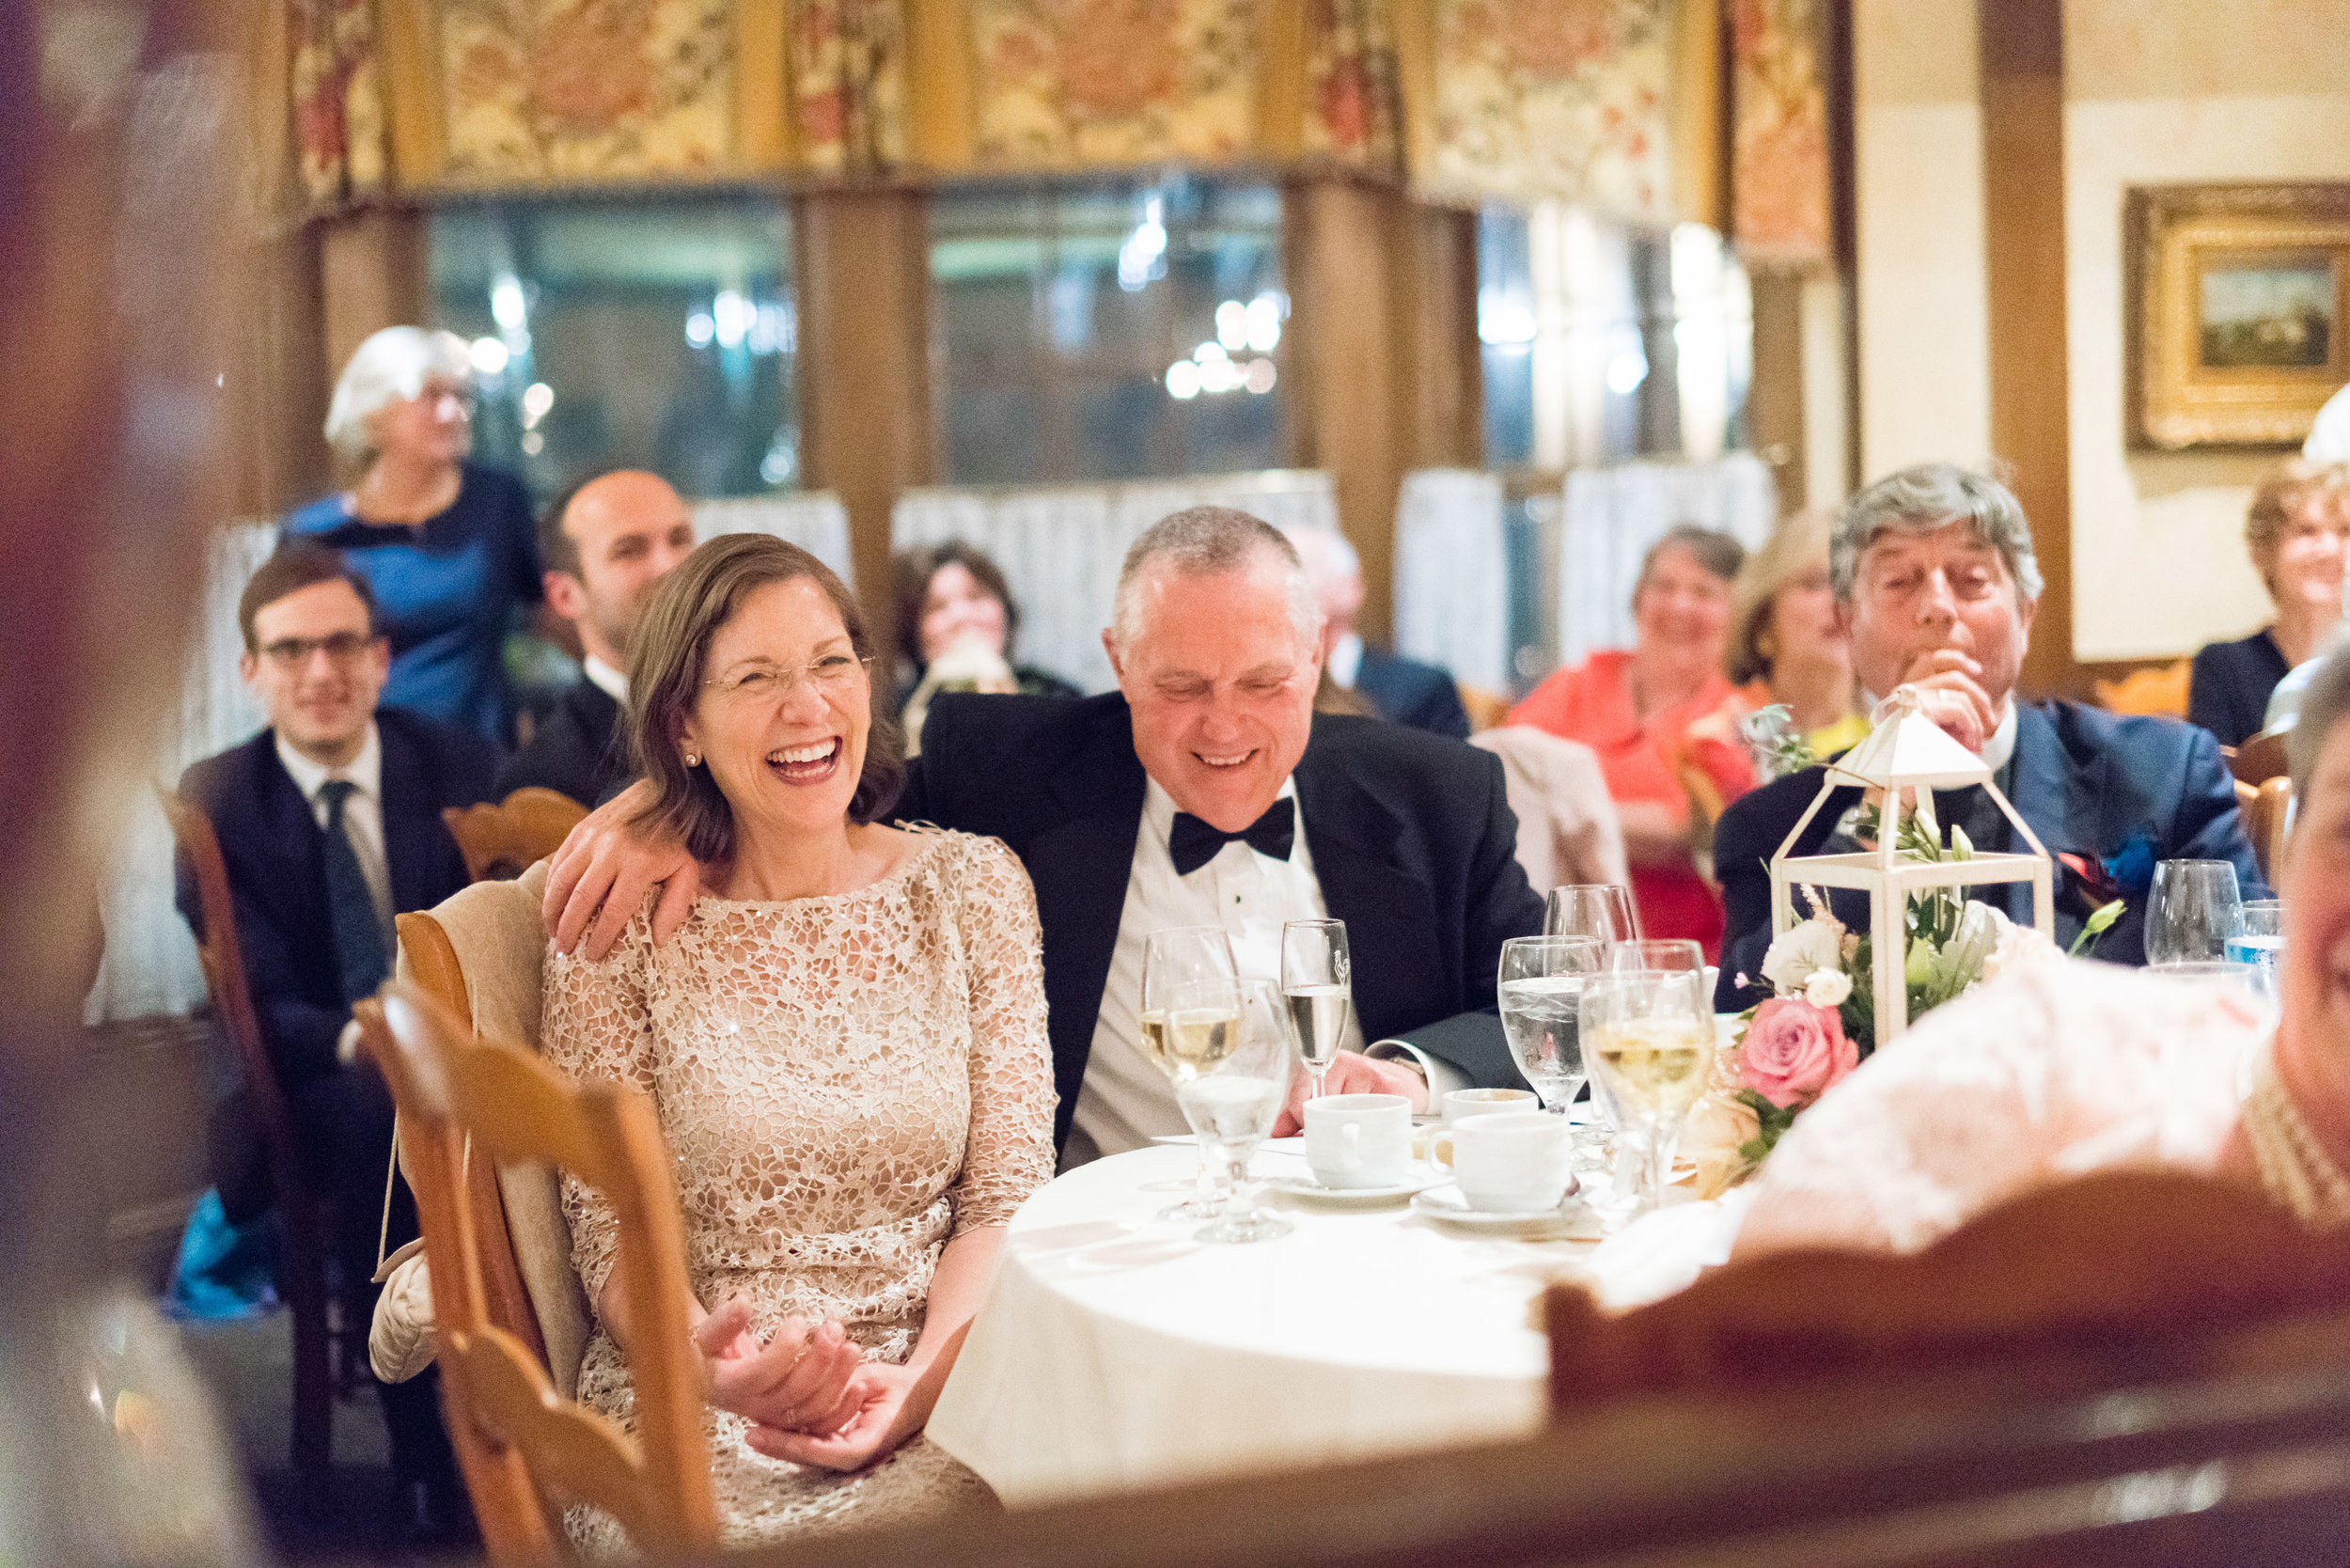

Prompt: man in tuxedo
[
  {"left": 1713, "top": 463, "right": 2264, "bottom": 1011},
  {"left": 497, "top": 468, "right": 697, "bottom": 806},
  {"left": 177, "top": 544, "right": 498, "bottom": 1530},
  {"left": 1286, "top": 525, "right": 1472, "bottom": 740},
  {"left": 542, "top": 508, "right": 1543, "bottom": 1161}
]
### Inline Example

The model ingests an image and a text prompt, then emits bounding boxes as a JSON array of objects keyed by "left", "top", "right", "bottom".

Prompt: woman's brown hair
[
  {"left": 2245, "top": 459, "right": 2350, "bottom": 598},
  {"left": 1727, "top": 510, "right": 1837, "bottom": 686},
  {"left": 626, "top": 534, "right": 905, "bottom": 865},
  {"left": 891, "top": 541, "right": 1021, "bottom": 671}
]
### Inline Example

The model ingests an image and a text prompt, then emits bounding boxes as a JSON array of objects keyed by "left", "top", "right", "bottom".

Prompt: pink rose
[{"left": 1737, "top": 997, "right": 1858, "bottom": 1110}]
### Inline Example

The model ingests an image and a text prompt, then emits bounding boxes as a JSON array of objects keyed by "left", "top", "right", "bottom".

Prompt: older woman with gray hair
[
  {"left": 1712, "top": 462, "right": 2264, "bottom": 1011},
  {"left": 1737, "top": 642, "right": 2350, "bottom": 1256},
  {"left": 282, "top": 325, "right": 541, "bottom": 743}
]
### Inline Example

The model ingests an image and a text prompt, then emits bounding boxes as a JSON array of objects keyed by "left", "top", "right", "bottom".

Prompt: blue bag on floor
[{"left": 164, "top": 1187, "right": 280, "bottom": 1321}]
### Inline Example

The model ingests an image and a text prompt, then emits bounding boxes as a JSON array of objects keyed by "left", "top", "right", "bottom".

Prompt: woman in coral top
[{"left": 1509, "top": 526, "right": 1757, "bottom": 958}]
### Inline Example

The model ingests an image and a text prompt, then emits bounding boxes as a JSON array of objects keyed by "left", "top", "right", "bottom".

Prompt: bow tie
[{"left": 1169, "top": 798, "right": 1296, "bottom": 876}]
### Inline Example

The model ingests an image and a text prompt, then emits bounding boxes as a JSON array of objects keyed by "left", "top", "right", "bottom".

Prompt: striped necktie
[{"left": 318, "top": 779, "right": 390, "bottom": 1005}]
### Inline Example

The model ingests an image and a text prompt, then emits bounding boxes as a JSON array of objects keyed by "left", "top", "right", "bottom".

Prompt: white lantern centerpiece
[{"left": 1767, "top": 686, "right": 2053, "bottom": 1043}]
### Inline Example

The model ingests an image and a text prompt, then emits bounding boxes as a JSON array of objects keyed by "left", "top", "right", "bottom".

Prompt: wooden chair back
[
  {"left": 2240, "top": 776, "right": 2294, "bottom": 887},
  {"left": 1546, "top": 1169, "right": 2350, "bottom": 1405},
  {"left": 159, "top": 788, "right": 337, "bottom": 1483},
  {"left": 1458, "top": 683, "right": 1513, "bottom": 734},
  {"left": 2092, "top": 657, "right": 2190, "bottom": 717},
  {"left": 444, "top": 789, "right": 589, "bottom": 884},
  {"left": 2230, "top": 727, "right": 2291, "bottom": 786},
  {"left": 395, "top": 910, "right": 551, "bottom": 1376},
  {"left": 355, "top": 982, "right": 717, "bottom": 1567}
]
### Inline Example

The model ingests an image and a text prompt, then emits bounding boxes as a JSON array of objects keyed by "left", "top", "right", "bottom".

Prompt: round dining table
[{"left": 925, "top": 1141, "right": 1749, "bottom": 1508}]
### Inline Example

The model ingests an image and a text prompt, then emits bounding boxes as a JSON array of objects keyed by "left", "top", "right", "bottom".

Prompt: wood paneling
[
  {"left": 1747, "top": 270, "right": 1808, "bottom": 517},
  {"left": 231, "top": 226, "right": 327, "bottom": 515},
  {"left": 318, "top": 208, "right": 427, "bottom": 432},
  {"left": 793, "top": 189, "right": 936, "bottom": 677},
  {"left": 1980, "top": 0, "right": 2079, "bottom": 699}
]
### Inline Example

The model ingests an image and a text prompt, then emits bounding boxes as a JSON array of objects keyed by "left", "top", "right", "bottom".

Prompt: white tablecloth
[{"left": 927, "top": 1144, "right": 1747, "bottom": 1507}]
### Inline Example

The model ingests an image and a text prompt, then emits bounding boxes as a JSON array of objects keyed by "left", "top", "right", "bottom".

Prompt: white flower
[
  {"left": 1978, "top": 909, "right": 2057, "bottom": 984},
  {"left": 1804, "top": 967, "right": 1853, "bottom": 1008},
  {"left": 1761, "top": 917, "right": 1844, "bottom": 995}
]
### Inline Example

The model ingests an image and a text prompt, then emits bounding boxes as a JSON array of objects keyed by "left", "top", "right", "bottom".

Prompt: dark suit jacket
[
  {"left": 497, "top": 678, "right": 624, "bottom": 808},
  {"left": 177, "top": 706, "right": 502, "bottom": 1090},
  {"left": 1713, "top": 700, "right": 2267, "bottom": 1011},
  {"left": 2188, "top": 629, "right": 2290, "bottom": 748},
  {"left": 898, "top": 693, "right": 1545, "bottom": 1147},
  {"left": 1355, "top": 646, "right": 1473, "bottom": 741}
]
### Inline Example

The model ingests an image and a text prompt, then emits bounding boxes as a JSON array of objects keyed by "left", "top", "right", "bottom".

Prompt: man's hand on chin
[{"left": 1271, "top": 1051, "right": 1428, "bottom": 1136}]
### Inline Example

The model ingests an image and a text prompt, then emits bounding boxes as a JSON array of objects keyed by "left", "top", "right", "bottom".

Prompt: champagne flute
[
  {"left": 1544, "top": 884, "right": 1639, "bottom": 943},
  {"left": 2145, "top": 859, "right": 2244, "bottom": 967},
  {"left": 1141, "top": 925, "right": 1240, "bottom": 1219},
  {"left": 1182, "top": 978, "right": 1299, "bottom": 1244},
  {"left": 1496, "top": 935, "right": 1604, "bottom": 1115},
  {"left": 1583, "top": 968, "right": 1715, "bottom": 1220},
  {"left": 1280, "top": 918, "right": 1353, "bottom": 1105}
]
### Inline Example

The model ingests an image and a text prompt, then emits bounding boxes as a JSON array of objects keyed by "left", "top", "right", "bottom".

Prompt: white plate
[
  {"left": 1263, "top": 1171, "right": 1441, "bottom": 1206},
  {"left": 1410, "top": 1184, "right": 1593, "bottom": 1239},
  {"left": 1151, "top": 1135, "right": 1308, "bottom": 1156}
]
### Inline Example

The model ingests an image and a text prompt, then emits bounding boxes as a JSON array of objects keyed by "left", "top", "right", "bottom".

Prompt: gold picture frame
[{"left": 2129, "top": 182, "right": 2350, "bottom": 450}]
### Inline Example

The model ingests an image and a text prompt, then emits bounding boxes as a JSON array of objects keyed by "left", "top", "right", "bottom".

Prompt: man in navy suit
[
  {"left": 1714, "top": 464, "right": 2264, "bottom": 1011},
  {"left": 1286, "top": 525, "right": 1473, "bottom": 740},
  {"left": 177, "top": 545, "right": 497, "bottom": 1529},
  {"left": 496, "top": 468, "right": 697, "bottom": 807},
  {"left": 542, "top": 509, "right": 1544, "bottom": 1162}
]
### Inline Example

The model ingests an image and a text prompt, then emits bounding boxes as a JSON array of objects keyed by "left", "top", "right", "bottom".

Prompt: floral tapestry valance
[{"left": 268, "top": 0, "right": 1827, "bottom": 262}]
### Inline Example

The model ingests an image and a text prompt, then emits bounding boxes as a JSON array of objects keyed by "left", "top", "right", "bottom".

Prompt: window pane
[
  {"left": 430, "top": 196, "right": 798, "bottom": 499},
  {"left": 932, "top": 175, "right": 1288, "bottom": 483}
]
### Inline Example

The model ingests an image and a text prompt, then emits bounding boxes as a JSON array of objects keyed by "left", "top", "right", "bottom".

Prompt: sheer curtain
[
  {"left": 1556, "top": 454, "right": 1778, "bottom": 666},
  {"left": 892, "top": 471, "right": 1340, "bottom": 695},
  {"left": 692, "top": 494, "right": 853, "bottom": 579},
  {"left": 1393, "top": 468, "right": 1512, "bottom": 697}
]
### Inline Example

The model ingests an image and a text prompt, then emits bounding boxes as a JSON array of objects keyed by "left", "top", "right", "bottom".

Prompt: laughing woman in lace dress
[{"left": 540, "top": 534, "right": 1056, "bottom": 1553}]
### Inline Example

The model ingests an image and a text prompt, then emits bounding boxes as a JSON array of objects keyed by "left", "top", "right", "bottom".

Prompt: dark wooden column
[
  {"left": 1282, "top": 176, "right": 1481, "bottom": 643},
  {"left": 1979, "top": 0, "right": 2077, "bottom": 700},
  {"left": 792, "top": 189, "right": 936, "bottom": 673},
  {"left": 318, "top": 208, "right": 428, "bottom": 394},
  {"left": 1746, "top": 272, "right": 1808, "bottom": 516},
  {"left": 231, "top": 225, "right": 329, "bottom": 515}
]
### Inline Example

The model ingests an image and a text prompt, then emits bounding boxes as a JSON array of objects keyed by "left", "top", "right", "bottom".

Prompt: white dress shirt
[
  {"left": 275, "top": 722, "right": 394, "bottom": 939},
  {"left": 582, "top": 653, "right": 629, "bottom": 703},
  {"left": 1065, "top": 776, "right": 1461, "bottom": 1168}
]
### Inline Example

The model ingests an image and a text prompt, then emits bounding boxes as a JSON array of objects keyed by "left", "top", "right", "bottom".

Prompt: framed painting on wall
[{"left": 2129, "top": 182, "right": 2350, "bottom": 449}]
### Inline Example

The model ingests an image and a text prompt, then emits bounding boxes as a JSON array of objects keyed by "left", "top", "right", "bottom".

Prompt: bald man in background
[
  {"left": 1284, "top": 526, "right": 1472, "bottom": 740},
  {"left": 498, "top": 469, "right": 698, "bottom": 805}
]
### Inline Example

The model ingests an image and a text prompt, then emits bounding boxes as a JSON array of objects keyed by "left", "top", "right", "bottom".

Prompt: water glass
[
  {"left": 1182, "top": 977, "right": 1299, "bottom": 1244},
  {"left": 2145, "top": 859, "right": 2245, "bottom": 967},
  {"left": 2226, "top": 899, "right": 2284, "bottom": 999},
  {"left": 1583, "top": 968, "right": 1716, "bottom": 1219},
  {"left": 1544, "top": 885, "right": 1639, "bottom": 943},
  {"left": 1605, "top": 938, "right": 1704, "bottom": 974},
  {"left": 1497, "top": 935, "right": 1605, "bottom": 1113},
  {"left": 1280, "top": 918, "right": 1353, "bottom": 1104}
]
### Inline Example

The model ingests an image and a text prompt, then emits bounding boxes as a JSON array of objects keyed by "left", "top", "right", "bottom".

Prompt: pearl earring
[{"left": 684, "top": 751, "right": 699, "bottom": 767}]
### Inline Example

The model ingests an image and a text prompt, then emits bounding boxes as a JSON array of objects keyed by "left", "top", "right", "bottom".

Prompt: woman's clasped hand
[{"left": 692, "top": 1300, "right": 865, "bottom": 1446}]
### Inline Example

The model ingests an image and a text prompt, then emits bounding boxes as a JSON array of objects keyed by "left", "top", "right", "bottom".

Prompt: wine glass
[
  {"left": 1604, "top": 939, "right": 1703, "bottom": 973},
  {"left": 1583, "top": 968, "right": 1716, "bottom": 1220},
  {"left": 1544, "top": 884, "right": 1639, "bottom": 943},
  {"left": 2145, "top": 859, "right": 2244, "bottom": 967},
  {"left": 1181, "top": 978, "right": 1300, "bottom": 1244},
  {"left": 1141, "top": 925, "right": 1240, "bottom": 1220},
  {"left": 1280, "top": 918, "right": 1352, "bottom": 1105},
  {"left": 1496, "top": 935, "right": 1604, "bottom": 1115}
]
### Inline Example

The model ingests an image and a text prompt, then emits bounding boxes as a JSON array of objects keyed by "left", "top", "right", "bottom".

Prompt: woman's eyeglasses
[{"left": 702, "top": 654, "right": 871, "bottom": 704}]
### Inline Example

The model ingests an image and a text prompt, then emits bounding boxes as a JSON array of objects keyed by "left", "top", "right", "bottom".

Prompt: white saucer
[
  {"left": 1410, "top": 1184, "right": 1590, "bottom": 1238},
  {"left": 1263, "top": 1171, "right": 1441, "bottom": 1207}
]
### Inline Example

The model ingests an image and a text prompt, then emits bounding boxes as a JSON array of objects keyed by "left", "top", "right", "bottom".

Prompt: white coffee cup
[
  {"left": 1429, "top": 1111, "right": 1575, "bottom": 1213},
  {"left": 1442, "top": 1087, "right": 1540, "bottom": 1123},
  {"left": 1304, "top": 1093, "right": 1413, "bottom": 1189}
]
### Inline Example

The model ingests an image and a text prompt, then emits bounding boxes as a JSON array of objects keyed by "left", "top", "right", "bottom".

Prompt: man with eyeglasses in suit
[{"left": 174, "top": 542, "right": 498, "bottom": 1539}]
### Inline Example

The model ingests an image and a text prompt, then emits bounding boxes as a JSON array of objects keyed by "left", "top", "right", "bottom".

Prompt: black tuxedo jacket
[
  {"left": 898, "top": 692, "right": 1544, "bottom": 1147},
  {"left": 177, "top": 706, "right": 502, "bottom": 1089},
  {"left": 1713, "top": 700, "right": 2266, "bottom": 1011},
  {"left": 498, "top": 678, "right": 625, "bottom": 808},
  {"left": 1355, "top": 646, "right": 1472, "bottom": 740}
]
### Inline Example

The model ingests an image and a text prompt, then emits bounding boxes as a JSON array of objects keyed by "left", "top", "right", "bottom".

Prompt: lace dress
[{"left": 540, "top": 829, "right": 1057, "bottom": 1553}]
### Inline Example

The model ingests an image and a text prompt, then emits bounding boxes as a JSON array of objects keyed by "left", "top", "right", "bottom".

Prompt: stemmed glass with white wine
[
  {"left": 1140, "top": 926, "right": 1242, "bottom": 1220},
  {"left": 1178, "top": 978, "right": 1300, "bottom": 1244},
  {"left": 1280, "top": 918, "right": 1352, "bottom": 1105},
  {"left": 1583, "top": 967, "right": 1716, "bottom": 1220}
]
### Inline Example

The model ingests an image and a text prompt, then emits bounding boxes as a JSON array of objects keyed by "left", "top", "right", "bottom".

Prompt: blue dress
[{"left": 283, "top": 463, "right": 540, "bottom": 745}]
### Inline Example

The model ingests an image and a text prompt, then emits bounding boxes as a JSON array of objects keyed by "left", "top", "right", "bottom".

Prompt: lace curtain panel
[
  {"left": 89, "top": 494, "right": 854, "bottom": 1024},
  {"left": 1555, "top": 453, "right": 1778, "bottom": 666},
  {"left": 892, "top": 469, "right": 1340, "bottom": 695}
]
